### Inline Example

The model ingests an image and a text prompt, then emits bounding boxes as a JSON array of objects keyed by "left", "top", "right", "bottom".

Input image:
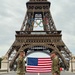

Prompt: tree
[{"left": 0, "top": 57, "right": 2, "bottom": 68}]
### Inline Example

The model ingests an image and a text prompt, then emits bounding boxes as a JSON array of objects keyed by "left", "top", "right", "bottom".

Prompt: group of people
[{"left": 16, "top": 50, "right": 60, "bottom": 75}]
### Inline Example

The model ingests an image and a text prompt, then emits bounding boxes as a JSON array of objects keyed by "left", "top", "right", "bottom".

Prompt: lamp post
[{"left": 71, "top": 53, "right": 73, "bottom": 72}]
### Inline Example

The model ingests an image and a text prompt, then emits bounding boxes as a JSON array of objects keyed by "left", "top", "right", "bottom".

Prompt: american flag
[{"left": 26, "top": 57, "right": 52, "bottom": 73}]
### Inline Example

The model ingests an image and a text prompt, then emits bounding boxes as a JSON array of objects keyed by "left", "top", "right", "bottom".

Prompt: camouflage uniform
[
  {"left": 52, "top": 55, "right": 60, "bottom": 75},
  {"left": 17, "top": 54, "right": 25, "bottom": 75}
]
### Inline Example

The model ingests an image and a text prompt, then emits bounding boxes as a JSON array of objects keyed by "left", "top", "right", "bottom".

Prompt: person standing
[
  {"left": 51, "top": 51, "right": 60, "bottom": 75},
  {"left": 17, "top": 50, "right": 25, "bottom": 75}
]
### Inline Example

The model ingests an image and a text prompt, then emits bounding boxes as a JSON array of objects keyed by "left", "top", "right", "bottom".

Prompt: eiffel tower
[{"left": 3, "top": 0, "right": 71, "bottom": 70}]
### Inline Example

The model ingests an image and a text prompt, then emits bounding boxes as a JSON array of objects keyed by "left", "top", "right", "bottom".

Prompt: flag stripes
[{"left": 26, "top": 57, "right": 52, "bottom": 73}]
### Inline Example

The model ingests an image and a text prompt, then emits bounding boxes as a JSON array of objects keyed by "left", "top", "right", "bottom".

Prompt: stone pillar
[
  {"left": 69, "top": 60, "right": 73, "bottom": 72},
  {"left": 69, "top": 55, "right": 75, "bottom": 72},
  {"left": 1, "top": 55, "right": 9, "bottom": 72}
]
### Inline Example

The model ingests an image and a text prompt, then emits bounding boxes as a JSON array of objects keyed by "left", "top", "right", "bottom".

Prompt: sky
[{"left": 0, "top": 0, "right": 75, "bottom": 57}]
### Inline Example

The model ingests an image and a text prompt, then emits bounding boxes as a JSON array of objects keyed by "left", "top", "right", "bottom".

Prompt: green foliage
[{"left": 0, "top": 57, "right": 2, "bottom": 68}]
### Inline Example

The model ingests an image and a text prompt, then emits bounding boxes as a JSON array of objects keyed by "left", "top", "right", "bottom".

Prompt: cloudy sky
[{"left": 0, "top": 0, "right": 75, "bottom": 57}]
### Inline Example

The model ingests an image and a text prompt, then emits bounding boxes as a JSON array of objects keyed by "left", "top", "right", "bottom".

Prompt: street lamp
[{"left": 71, "top": 53, "right": 73, "bottom": 72}]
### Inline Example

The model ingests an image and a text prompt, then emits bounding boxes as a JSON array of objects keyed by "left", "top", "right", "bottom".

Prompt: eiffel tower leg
[
  {"left": 9, "top": 43, "right": 27, "bottom": 68},
  {"left": 51, "top": 41, "right": 71, "bottom": 70}
]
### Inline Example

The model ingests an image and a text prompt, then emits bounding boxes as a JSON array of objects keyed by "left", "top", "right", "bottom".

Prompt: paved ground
[{"left": 0, "top": 71, "right": 75, "bottom": 75}]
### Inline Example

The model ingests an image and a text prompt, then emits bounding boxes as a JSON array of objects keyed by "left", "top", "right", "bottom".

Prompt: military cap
[
  {"left": 19, "top": 50, "right": 24, "bottom": 52},
  {"left": 50, "top": 51, "right": 57, "bottom": 54}
]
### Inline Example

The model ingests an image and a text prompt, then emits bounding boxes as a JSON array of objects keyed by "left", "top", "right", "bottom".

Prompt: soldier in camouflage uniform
[
  {"left": 51, "top": 51, "right": 60, "bottom": 75},
  {"left": 17, "top": 50, "right": 25, "bottom": 75}
]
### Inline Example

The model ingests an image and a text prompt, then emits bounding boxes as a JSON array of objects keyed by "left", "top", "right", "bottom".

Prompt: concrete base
[{"left": 0, "top": 68, "right": 8, "bottom": 74}]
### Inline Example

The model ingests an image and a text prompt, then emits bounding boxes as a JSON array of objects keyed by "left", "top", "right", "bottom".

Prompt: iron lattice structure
[{"left": 4, "top": 0, "right": 71, "bottom": 70}]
